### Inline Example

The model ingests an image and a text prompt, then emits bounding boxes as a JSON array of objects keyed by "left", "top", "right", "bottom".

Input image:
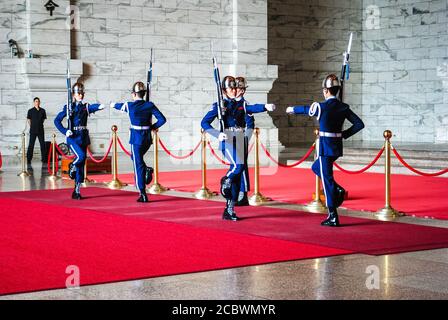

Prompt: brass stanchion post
[
  {"left": 18, "top": 132, "right": 31, "bottom": 177},
  {"left": 148, "top": 129, "right": 167, "bottom": 194},
  {"left": 47, "top": 133, "right": 60, "bottom": 181},
  {"left": 249, "top": 128, "right": 268, "bottom": 206},
  {"left": 375, "top": 130, "right": 403, "bottom": 220},
  {"left": 106, "top": 125, "right": 126, "bottom": 189},
  {"left": 306, "top": 129, "right": 327, "bottom": 213},
  {"left": 82, "top": 157, "right": 92, "bottom": 186},
  {"left": 195, "top": 130, "right": 215, "bottom": 199}
]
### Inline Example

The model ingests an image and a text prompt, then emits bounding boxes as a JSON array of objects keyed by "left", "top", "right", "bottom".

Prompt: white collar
[{"left": 326, "top": 96, "right": 337, "bottom": 101}]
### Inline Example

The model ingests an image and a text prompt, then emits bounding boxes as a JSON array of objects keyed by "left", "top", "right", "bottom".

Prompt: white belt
[
  {"left": 319, "top": 131, "right": 342, "bottom": 138},
  {"left": 130, "top": 125, "right": 151, "bottom": 130},
  {"left": 73, "top": 126, "right": 87, "bottom": 130}
]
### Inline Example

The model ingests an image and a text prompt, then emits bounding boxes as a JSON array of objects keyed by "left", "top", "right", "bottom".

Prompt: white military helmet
[
  {"left": 72, "top": 82, "right": 85, "bottom": 95},
  {"left": 235, "top": 76, "right": 248, "bottom": 89},
  {"left": 132, "top": 81, "right": 146, "bottom": 94},
  {"left": 221, "top": 76, "right": 236, "bottom": 89},
  {"left": 322, "top": 74, "right": 340, "bottom": 89}
]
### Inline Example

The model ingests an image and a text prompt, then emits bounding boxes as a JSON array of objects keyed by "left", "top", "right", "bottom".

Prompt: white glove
[
  {"left": 109, "top": 102, "right": 115, "bottom": 108},
  {"left": 218, "top": 132, "right": 228, "bottom": 142},
  {"left": 286, "top": 106, "right": 295, "bottom": 114},
  {"left": 66, "top": 130, "right": 73, "bottom": 137},
  {"left": 265, "top": 103, "right": 276, "bottom": 112},
  {"left": 98, "top": 104, "right": 105, "bottom": 110}
]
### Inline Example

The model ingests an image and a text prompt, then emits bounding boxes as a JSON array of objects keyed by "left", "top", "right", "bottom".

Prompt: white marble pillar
[{"left": 25, "top": 0, "right": 70, "bottom": 59}]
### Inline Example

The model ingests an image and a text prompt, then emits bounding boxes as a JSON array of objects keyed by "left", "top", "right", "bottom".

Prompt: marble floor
[{"left": 1, "top": 155, "right": 447, "bottom": 300}]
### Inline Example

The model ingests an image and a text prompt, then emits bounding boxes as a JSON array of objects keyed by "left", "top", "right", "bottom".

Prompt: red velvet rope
[
  {"left": 261, "top": 143, "right": 315, "bottom": 168},
  {"left": 47, "top": 143, "right": 59, "bottom": 175},
  {"left": 392, "top": 147, "right": 448, "bottom": 177},
  {"left": 55, "top": 143, "right": 76, "bottom": 159},
  {"left": 248, "top": 142, "right": 255, "bottom": 154},
  {"left": 0, "top": 151, "right": 2, "bottom": 169},
  {"left": 158, "top": 138, "right": 201, "bottom": 160},
  {"left": 117, "top": 137, "right": 132, "bottom": 157},
  {"left": 206, "top": 141, "right": 230, "bottom": 165},
  {"left": 334, "top": 147, "right": 385, "bottom": 174},
  {"left": 87, "top": 138, "right": 113, "bottom": 163}
]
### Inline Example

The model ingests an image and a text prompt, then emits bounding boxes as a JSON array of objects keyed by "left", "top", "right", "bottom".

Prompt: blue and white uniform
[
  {"left": 54, "top": 101, "right": 104, "bottom": 184},
  {"left": 201, "top": 97, "right": 267, "bottom": 202},
  {"left": 111, "top": 99, "right": 166, "bottom": 192},
  {"left": 291, "top": 96, "right": 364, "bottom": 208},
  {"left": 240, "top": 101, "right": 256, "bottom": 194}
]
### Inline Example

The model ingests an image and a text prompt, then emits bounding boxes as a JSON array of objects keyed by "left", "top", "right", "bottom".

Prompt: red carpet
[
  {"left": 91, "top": 167, "right": 448, "bottom": 219},
  {"left": 0, "top": 195, "right": 351, "bottom": 296},
  {"left": 3, "top": 188, "right": 448, "bottom": 255}
]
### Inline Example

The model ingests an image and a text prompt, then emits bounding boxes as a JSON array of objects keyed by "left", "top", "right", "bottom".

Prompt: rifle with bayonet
[
  {"left": 339, "top": 32, "right": 353, "bottom": 102},
  {"left": 66, "top": 59, "right": 73, "bottom": 131},
  {"left": 212, "top": 52, "right": 225, "bottom": 134},
  {"left": 146, "top": 48, "right": 153, "bottom": 102}
]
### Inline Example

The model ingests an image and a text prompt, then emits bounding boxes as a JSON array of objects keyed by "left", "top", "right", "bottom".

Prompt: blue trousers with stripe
[
  {"left": 222, "top": 135, "right": 245, "bottom": 202},
  {"left": 311, "top": 156, "right": 339, "bottom": 208},
  {"left": 131, "top": 142, "right": 150, "bottom": 193},
  {"left": 69, "top": 142, "right": 86, "bottom": 184},
  {"left": 239, "top": 135, "right": 250, "bottom": 193}
]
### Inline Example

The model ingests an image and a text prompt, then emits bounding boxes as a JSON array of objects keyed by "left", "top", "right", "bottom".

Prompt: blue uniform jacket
[
  {"left": 201, "top": 98, "right": 266, "bottom": 138},
  {"left": 292, "top": 97, "right": 364, "bottom": 157},
  {"left": 54, "top": 101, "right": 104, "bottom": 146},
  {"left": 112, "top": 99, "right": 166, "bottom": 146}
]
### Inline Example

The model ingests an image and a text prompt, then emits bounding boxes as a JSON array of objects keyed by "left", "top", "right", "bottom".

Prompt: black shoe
[
  {"left": 334, "top": 185, "right": 346, "bottom": 208},
  {"left": 137, "top": 193, "right": 149, "bottom": 203},
  {"left": 236, "top": 193, "right": 249, "bottom": 206},
  {"left": 72, "top": 190, "right": 83, "bottom": 200},
  {"left": 145, "top": 166, "right": 154, "bottom": 185},
  {"left": 68, "top": 162, "right": 76, "bottom": 180},
  {"left": 321, "top": 208, "right": 340, "bottom": 227},
  {"left": 222, "top": 207, "right": 240, "bottom": 221}
]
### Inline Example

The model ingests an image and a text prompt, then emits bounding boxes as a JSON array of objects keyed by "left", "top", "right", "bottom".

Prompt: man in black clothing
[{"left": 26, "top": 97, "right": 47, "bottom": 164}]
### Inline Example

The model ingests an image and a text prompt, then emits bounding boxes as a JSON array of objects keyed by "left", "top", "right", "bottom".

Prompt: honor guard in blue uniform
[
  {"left": 234, "top": 77, "right": 255, "bottom": 206},
  {"left": 201, "top": 76, "right": 276, "bottom": 221},
  {"left": 286, "top": 74, "right": 364, "bottom": 226},
  {"left": 111, "top": 81, "right": 166, "bottom": 203},
  {"left": 54, "top": 83, "right": 105, "bottom": 200}
]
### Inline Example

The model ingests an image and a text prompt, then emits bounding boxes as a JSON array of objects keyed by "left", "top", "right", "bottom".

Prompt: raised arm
[
  {"left": 110, "top": 102, "right": 129, "bottom": 113},
  {"left": 246, "top": 103, "right": 276, "bottom": 113},
  {"left": 87, "top": 103, "right": 105, "bottom": 114}
]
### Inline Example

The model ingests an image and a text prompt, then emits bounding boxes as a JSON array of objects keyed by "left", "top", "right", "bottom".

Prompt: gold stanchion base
[
  {"left": 375, "top": 206, "right": 404, "bottom": 221},
  {"left": 249, "top": 192, "right": 269, "bottom": 206},
  {"left": 47, "top": 175, "right": 61, "bottom": 181},
  {"left": 106, "top": 179, "right": 127, "bottom": 190},
  {"left": 194, "top": 187, "right": 216, "bottom": 200},
  {"left": 18, "top": 171, "right": 31, "bottom": 177},
  {"left": 148, "top": 183, "right": 168, "bottom": 194},
  {"left": 306, "top": 199, "right": 327, "bottom": 213}
]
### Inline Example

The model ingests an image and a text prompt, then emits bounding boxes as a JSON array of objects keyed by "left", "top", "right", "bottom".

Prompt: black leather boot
[
  {"left": 321, "top": 207, "right": 340, "bottom": 227},
  {"left": 72, "top": 183, "right": 82, "bottom": 200},
  {"left": 145, "top": 166, "right": 154, "bottom": 185},
  {"left": 137, "top": 192, "right": 149, "bottom": 203},
  {"left": 222, "top": 200, "right": 240, "bottom": 221},
  {"left": 335, "top": 184, "right": 346, "bottom": 207},
  {"left": 236, "top": 192, "right": 249, "bottom": 206}
]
